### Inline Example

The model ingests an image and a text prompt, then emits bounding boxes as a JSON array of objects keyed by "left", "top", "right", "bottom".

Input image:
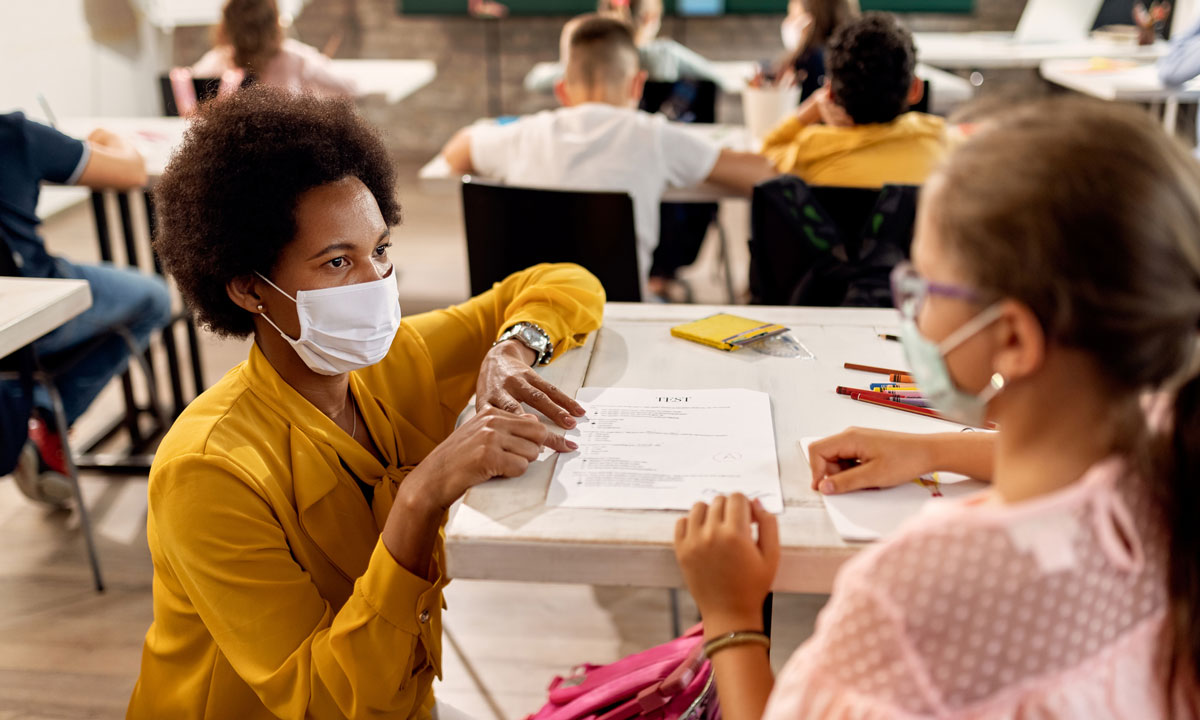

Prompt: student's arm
[
  {"left": 1160, "top": 15, "right": 1200, "bottom": 86},
  {"left": 759, "top": 89, "right": 825, "bottom": 156},
  {"left": 675, "top": 494, "right": 778, "bottom": 720},
  {"left": 704, "top": 149, "right": 776, "bottom": 196},
  {"left": 78, "top": 129, "right": 147, "bottom": 189},
  {"left": 441, "top": 127, "right": 477, "bottom": 175},
  {"left": 808, "top": 428, "right": 996, "bottom": 494},
  {"left": 654, "top": 40, "right": 743, "bottom": 93},
  {"left": 295, "top": 43, "right": 358, "bottom": 98}
]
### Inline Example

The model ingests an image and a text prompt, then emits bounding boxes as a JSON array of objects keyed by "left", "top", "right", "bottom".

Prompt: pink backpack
[{"left": 526, "top": 624, "right": 719, "bottom": 720}]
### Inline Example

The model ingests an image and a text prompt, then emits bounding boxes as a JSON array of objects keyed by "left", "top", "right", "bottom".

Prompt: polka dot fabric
[{"left": 762, "top": 458, "right": 1194, "bottom": 720}]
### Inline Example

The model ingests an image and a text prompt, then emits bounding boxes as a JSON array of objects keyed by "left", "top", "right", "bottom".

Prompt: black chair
[
  {"left": 639, "top": 79, "right": 718, "bottom": 123},
  {"left": 0, "top": 232, "right": 166, "bottom": 592},
  {"left": 461, "top": 179, "right": 642, "bottom": 302},
  {"left": 158, "top": 75, "right": 222, "bottom": 117},
  {"left": 748, "top": 175, "right": 919, "bottom": 307}
]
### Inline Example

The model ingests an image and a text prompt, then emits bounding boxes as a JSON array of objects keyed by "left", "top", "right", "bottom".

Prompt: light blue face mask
[{"left": 899, "top": 304, "right": 1006, "bottom": 427}]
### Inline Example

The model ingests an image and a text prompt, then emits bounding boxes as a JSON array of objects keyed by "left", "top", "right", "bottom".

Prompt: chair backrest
[
  {"left": 158, "top": 74, "right": 222, "bottom": 117},
  {"left": 461, "top": 180, "right": 642, "bottom": 302},
  {"left": 639, "top": 80, "right": 718, "bottom": 124},
  {"left": 748, "top": 175, "right": 919, "bottom": 307}
]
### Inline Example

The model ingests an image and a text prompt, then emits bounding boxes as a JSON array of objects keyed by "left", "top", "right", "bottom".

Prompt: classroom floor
[{"left": 0, "top": 161, "right": 828, "bottom": 719}]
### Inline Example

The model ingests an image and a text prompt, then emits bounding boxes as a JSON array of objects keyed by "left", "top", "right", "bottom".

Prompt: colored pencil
[
  {"left": 844, "top": 362, "right": 909, "bottom": 376},
  {"left": 890, "top": 373, "right": 916, "bottom": 383},
  {"left": 848, "top": 393, "right": 998, "bottom": 429},
  {"left": 878, "top": 334, "right": 900, "bottom": 342}
]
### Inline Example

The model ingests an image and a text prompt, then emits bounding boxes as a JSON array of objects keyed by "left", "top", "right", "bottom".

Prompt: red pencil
[{"left": 846, "top": 392, "right": 998, "bottom": 430}]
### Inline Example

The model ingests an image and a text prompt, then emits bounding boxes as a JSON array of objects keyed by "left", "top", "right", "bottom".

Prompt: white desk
[
  {"left": 914, "top": 32, "right": 1166, "bottom": 70},
  {"left": 0, "top": 278, "right": 92, "bottom": 359},
  {"left": 58, "top": 117, "right": 189, "bottom": 182},
  {"left": 445, "top": 302, "right": 969, "bottom": 594},
  {"left": 1040, "top": 58, "right": 1200, "bottom": 133},
  {"left": 418, "top": 123, "right": 752, "bottom": 203},
  {"left": 331, "top": 59, "right": 437, "bottom": 104}
]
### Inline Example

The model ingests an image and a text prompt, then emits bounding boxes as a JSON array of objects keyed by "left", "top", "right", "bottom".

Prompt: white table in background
[
  {"left": 446, "top": 302, "right": 970, "bottom": 594},
  {"left": 1039, "top": 58, "right": 1200, "bottom": 133},
  {"left": 0, "top": 278, "right": 91, "bottom": 359},
  {"left": 417, "top": 123, "right": 752, "bottom": 203},
  {"left": 330, "top": 59, "right": 437, "bottom": 104},
  {"left": 914, "top": 32, "right": 1166, "bottom": 70}
]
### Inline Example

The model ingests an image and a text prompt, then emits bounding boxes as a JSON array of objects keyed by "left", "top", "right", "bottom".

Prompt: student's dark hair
[
  {"left": 931, "top": 96, "right": 1200, "bottom": 693},
  {"left": 153, "top": 85, "right": 401, "bottom": 338},
  {"left": 214, "top": 0, "right": 284, "bottom": 72},
  {"left": 565, "top": 15, "right": 639, "bottom": 89},
  {"left": 826, "top": 11, "right": 915, "bottom": 124},
  {"left": 781, "top": 0, "right": 858, "bottom": 75}
]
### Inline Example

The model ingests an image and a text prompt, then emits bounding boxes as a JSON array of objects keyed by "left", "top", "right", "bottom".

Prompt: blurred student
[
  {"left": 676, "top": 97, "right": 1200, "bottom": 719},
  {"left": 192, "top": 0, "right": 355, "bottom": 98},
  {"left": 0, "top": 114, "right": 170, "bottom": 505},
  {"left": 525, "top": 0, "right": 738, "bottom": 94},
  {"left": 761, "top": 12, "right": 945, "bottom": 188},
  {"left": 776, "top": 0, "right": 859, "bottom": 102},
  {"left": 1159, "top": 10, "right": 1200, "bottom": 153},
  {"left": 443, "top": 15, "right": 773, "bottom": 290}
]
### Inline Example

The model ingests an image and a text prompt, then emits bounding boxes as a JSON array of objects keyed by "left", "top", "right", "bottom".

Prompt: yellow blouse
[
  {"left": 127, "top": 264, "right": 604, "bottom": 720},
  {"left": 761, "top": 112, "right": 947, "bottom": 189}
]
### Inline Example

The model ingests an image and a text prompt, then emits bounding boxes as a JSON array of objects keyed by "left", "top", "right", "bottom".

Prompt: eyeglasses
[{"left": 890, "top": 261, "right": 982, "bottom": 319}]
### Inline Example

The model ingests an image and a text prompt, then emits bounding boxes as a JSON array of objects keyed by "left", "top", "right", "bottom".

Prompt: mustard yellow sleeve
[
  {"left": 401, "top": 262, "right": 605, "bottom": 414},
  {"left": 151, "top": 454, "right": 439, "bottom": 720},
  {"left": 761, "top": 116, "right": 808, "bottom": 174}
]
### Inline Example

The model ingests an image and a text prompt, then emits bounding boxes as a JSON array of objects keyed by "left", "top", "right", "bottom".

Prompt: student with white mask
[
  {"left": 127, "top": 87, "right": 605, "bottom": 719},
  {"left": 775, "top": 0, "right": 858, "bottom": 102}
]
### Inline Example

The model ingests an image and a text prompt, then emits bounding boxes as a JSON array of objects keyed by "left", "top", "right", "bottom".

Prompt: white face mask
[
  {"left": 899, "top": 304, "right": 1005, "bottom": 427},
  {"left": 256, "top": 268, "right": 402, "bottom": 376}
]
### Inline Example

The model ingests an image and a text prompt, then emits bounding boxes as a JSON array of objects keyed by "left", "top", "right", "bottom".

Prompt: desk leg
[
  {"left": 90, "top": 191, "right": 144, "bottom": 447},
  {"left": 144, "top": 192, "right": 187, "bottom": 417},
  {"left": 1165, "top": 97, "right": 1180, "bottom": 136}
]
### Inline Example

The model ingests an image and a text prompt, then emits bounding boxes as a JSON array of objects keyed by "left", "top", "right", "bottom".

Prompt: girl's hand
[
  {"left": 674, "top": 494, "right": 780, "bottom": 638},
  {"left": 808, "top": 428, "right": 935, "bottom": 494}
]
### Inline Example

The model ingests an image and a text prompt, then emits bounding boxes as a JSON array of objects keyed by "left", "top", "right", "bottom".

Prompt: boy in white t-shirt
[{"left": 441, "top": 15, "right": 773, "bottom": 289}]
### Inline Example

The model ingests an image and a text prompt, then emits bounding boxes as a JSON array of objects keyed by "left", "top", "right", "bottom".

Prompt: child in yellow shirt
[{"left": 762, "top": 12, "right": 946, "bottom": 188}]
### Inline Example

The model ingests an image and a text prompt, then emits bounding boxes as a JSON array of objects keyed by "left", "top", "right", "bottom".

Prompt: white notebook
[{"left": 800, "top": 437, "right": 988, "bottom": 542}]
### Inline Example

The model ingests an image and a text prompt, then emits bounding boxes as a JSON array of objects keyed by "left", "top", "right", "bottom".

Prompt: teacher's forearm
[{"left": 380, "top": 480, "right": 445, "bottom": 581}]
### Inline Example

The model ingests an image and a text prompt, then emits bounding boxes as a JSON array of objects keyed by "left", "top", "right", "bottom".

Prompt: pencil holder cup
[{"left": 742, "top": 85, "right": 801, "bottom": 146}]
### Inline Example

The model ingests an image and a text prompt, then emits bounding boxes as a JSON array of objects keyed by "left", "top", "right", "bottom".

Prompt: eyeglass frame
[{"left": 890, "top": 261, "right": 983, "bottom": 319}]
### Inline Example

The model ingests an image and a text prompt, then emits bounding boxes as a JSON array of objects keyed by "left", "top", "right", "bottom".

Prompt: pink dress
[
  {"left": 763, "top": 458, "right": 1197, "bottom": 719},
  {"left": 191, "top": 39, "right": 356, "bottom": 98}
]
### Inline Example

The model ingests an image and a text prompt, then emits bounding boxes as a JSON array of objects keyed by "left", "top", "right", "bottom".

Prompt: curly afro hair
[
  {"left": 153, "top": 85, "right": 401, "bottom": 338},
  {"left": 827, "top": 12, "right": 916, "bottom": 125}
]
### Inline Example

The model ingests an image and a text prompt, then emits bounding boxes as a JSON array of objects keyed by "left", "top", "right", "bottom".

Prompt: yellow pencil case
[{"left": 670, "top": 313, "right": 789, "bottom": 351}]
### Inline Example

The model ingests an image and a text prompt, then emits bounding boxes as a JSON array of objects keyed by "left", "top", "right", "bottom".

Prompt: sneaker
[
  {"left": 11, "top": 442, "right": 73, "bottom": 508},
  {"left": 26, "top": 414, "right": 68, "bottom": 475}
]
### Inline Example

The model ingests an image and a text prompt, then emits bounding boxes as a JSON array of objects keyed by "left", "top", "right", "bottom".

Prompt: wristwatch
[{"left": 495, "top": 322, "right": 554, "bottom": 366}]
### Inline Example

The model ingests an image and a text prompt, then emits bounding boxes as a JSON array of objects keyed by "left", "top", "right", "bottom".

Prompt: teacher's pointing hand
[{"left": 476, "top": 339, "right": 586, "bottom": 443}]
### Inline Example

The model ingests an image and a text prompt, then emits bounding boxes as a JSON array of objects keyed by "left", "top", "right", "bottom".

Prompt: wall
[
  {"left": 171, "top": 0, "right": 1029, "bottom": 158},
  {"left": 0, "top": 0, "right": 166, "bottom": 119}
]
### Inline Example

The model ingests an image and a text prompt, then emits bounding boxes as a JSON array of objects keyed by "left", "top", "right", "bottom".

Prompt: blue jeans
[{"left": 27, "top": 261, "right": 172, "bottom": 426}]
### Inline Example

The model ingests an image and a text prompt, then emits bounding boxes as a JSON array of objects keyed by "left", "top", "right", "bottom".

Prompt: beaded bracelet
[{"left": 702, "top": 631, "right": 771, "bottom": 658}]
